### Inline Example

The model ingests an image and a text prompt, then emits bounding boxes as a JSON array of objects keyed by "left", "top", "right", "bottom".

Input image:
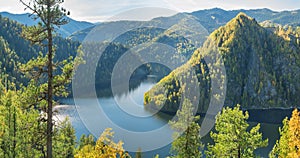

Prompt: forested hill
[
  {"left": 0, "top": 15, "right": 80, "bottom": 85},
  {"left": 0, "top": 12, "right": 95, "bottom": 37},
  {"left": 0, "top": 14, "right": 198, "bottom": 93},
  {"left": 0, "top": 12, "right": 203, "bottom": 94},
  {"left": 144, "top": 13, "right": 300, "bottom": 113}
]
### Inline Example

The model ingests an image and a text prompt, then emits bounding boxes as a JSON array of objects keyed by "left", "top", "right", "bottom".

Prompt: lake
[{"left": 57, "top": 77, "right": 290, "bottom": 158}]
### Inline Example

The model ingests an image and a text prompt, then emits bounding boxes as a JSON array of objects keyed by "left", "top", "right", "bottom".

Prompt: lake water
[{"left": 57, "top": 78, "right": 289, "bottom": 158}]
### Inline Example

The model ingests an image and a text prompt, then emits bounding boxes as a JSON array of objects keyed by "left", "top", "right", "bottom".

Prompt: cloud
[
  {"left": 0, "top": 1, "right": 26, "bottom": 13},
  {"left": 165, "top": 0, "right": 300, "bottom": 12},
  {"left": 63, "top": 0, "right": 171, "bottom": 22}
]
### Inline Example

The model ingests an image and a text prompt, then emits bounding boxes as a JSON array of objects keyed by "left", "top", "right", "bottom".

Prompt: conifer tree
[
  {"left": 206, "top": 105, "right": 268, "bottom": 158},
  {"left": 77, "top": 134, "right": 95, "bottom": 152},
  {"left": 0, "top": 90, "right": 18, "bottom": 158},
  {"left": 53, "top": 118, "right": 76, "bottom": 158},
  {"left": 135, "top": 147, "right": 142, "bottom": 158},
  {"left": 0, "top": 81, "right": 45, "bottom": 157},
  {"left": 169, "top": 99, "right": 203, "bottom": 158},
  {"left": 19, "top": 0, "right": 72, "bottom": 157}
]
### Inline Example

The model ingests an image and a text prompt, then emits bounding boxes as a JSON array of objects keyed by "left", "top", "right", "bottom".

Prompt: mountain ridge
[
  {"left": 69, "top": 8, "right": 300, "bottom": 42},
  {"left": 0, "top": 12, "right": 95, "bottom": 38},
  {"left": 144, "top": 13, "right": 300, "bottom": 113}
]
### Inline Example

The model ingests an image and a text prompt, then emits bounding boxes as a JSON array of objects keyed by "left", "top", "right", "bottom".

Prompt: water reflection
[
  {"left": 57, "top": 76, "right": 290, "bottom": 157},
  {"left": 58, "top": 76, "right": 174, "bottom": 157}
]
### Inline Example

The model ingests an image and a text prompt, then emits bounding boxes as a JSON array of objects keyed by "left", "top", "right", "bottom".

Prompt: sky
[{"left": 1, "top": 0, "right": 300, "bottom": 22}]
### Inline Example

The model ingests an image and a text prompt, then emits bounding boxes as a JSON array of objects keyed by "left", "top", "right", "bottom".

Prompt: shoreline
[{"left": 57, "top": 101, "right": 296, "bottom": 125}]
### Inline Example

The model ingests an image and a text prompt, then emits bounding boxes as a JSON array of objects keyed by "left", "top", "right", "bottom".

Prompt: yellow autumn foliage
[
  {"left": 287, "top": 109, "right": 300, "bottom": 157},
  {"left": 75, "top": 128, "right": 130, "bottom": 158}
]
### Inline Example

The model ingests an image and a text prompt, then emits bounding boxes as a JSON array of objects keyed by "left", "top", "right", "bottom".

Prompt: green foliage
[
  {"left": 169, "top": 99, "right": 203, "bottom": 158},
  {"left": 0, "top": 90, "right": 19, "bottom": 158},
  {"left": 206, "top": 105, "right": 268, "bottom": 158},
  {"left": 0, "top": 36, "right": 22, "bottom": 85},
  {"left": 269, "top": 118, "right": 289, "bottom": 158},
  {"left": 0, "top": 82, "right": 76, "bottom": 157},
  {"left": 0, "top": 86, "right": 43, "bottom": 157},
  {"left": 77, "top": 134, "right": 95, "bottom": 152},
  {"left": 53, "top": 118, "right": 76, "bottom": 158},
  {"left": 18, "top": 49, "right": 83, "bottom": 109}
]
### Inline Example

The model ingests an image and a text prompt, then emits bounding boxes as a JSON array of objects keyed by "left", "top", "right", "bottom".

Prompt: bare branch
[{"left": 19, "top": 0, "right": 47, "bottom": 25}]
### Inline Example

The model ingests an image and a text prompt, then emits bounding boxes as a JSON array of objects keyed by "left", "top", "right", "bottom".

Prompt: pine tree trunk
[
  {"left": 238, "top": 145, "right": 241, "bottom": 158},
  {"left": 46, "top": 27, "right": 53, "bottom": 158},
  {"left": 13, "top": 106, "right": 17, "bottom": 158},
  {"left": 46, "top": 0, "right": 53, "bottom": 157},
  {"left": 185, "top": 126, "right": 190, "bottom": 158}
]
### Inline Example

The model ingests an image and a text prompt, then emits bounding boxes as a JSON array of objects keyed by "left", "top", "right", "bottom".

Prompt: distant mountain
[
  {"left": 68, "top": 13, "right": 195, "bottom": 42},
  {"left": 190, "top": 8, "right": 300, "bottom": 32},
  {"left": 69, "top": 8, "right": 300, "bottom": 42},
  {"left": 73, "top": 15, "right": 205, "bottom": 97},
  {"left": 2, "top": 8, "right": 300, "bottom": 101},
  {"left": 0, "top": 11, "right": 200, "bottom": 93},
  {"left": 0, "top": 12, "right": 95, "bottom": 38},
  {"left": 144, "top": 13, "right": 300, "bottom": 113},
  {"left": 69, "top": 8, "right": 300, "bottom": 98},
  {"left": 68, "top": 26, "right": 95, "bottom": 42}
]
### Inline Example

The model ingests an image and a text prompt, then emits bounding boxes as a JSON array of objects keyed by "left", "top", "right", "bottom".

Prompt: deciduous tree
[
  {"left": 270, "top": 109, "right": 300, "bottom": 158},
  {"left": 75, "top": 128, "right": 131, "bottom": 158}
]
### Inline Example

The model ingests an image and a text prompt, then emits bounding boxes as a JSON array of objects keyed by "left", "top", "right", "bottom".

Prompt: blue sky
[{"left": 1, "top": 0, "right": 300, "bottom": 22}]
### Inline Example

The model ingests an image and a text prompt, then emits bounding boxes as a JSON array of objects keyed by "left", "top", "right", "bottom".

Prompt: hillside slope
[
  {"left": 0, "top": 15, "right": 80, "bottom": 85},
  {"left": 144, "top": 13, "right": 300, "bottom": 113}
]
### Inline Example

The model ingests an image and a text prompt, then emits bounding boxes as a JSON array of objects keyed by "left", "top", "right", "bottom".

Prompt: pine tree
[
  {"left": 135, "top": 147, "right": 142, "bottom": 158},
  {"left": 169, "top": 99, "right": 203, "bottom": 158},
  {"left": 53, "top": 118, "right": 76, "bottom": 158},
  {"left": 269, "top": 118, "right": 289, "bottom": 158},
  {"left": 19, "top": 0, "right": 70, "bottom": 157},
  {"left": 206, "top": 105, "right": 268, "bottom": 158},
  {"left": 0, "top": 90, "right": 18, "bottom": 158},
  {"left": 77, "top": 134, "right": 95, "bottom": 151},
  {"left": 0, "top": 81, "right": 45, "bottom": 157},
  {"left": 0, "top": 79, "right": 78, "bottom": 157}
]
